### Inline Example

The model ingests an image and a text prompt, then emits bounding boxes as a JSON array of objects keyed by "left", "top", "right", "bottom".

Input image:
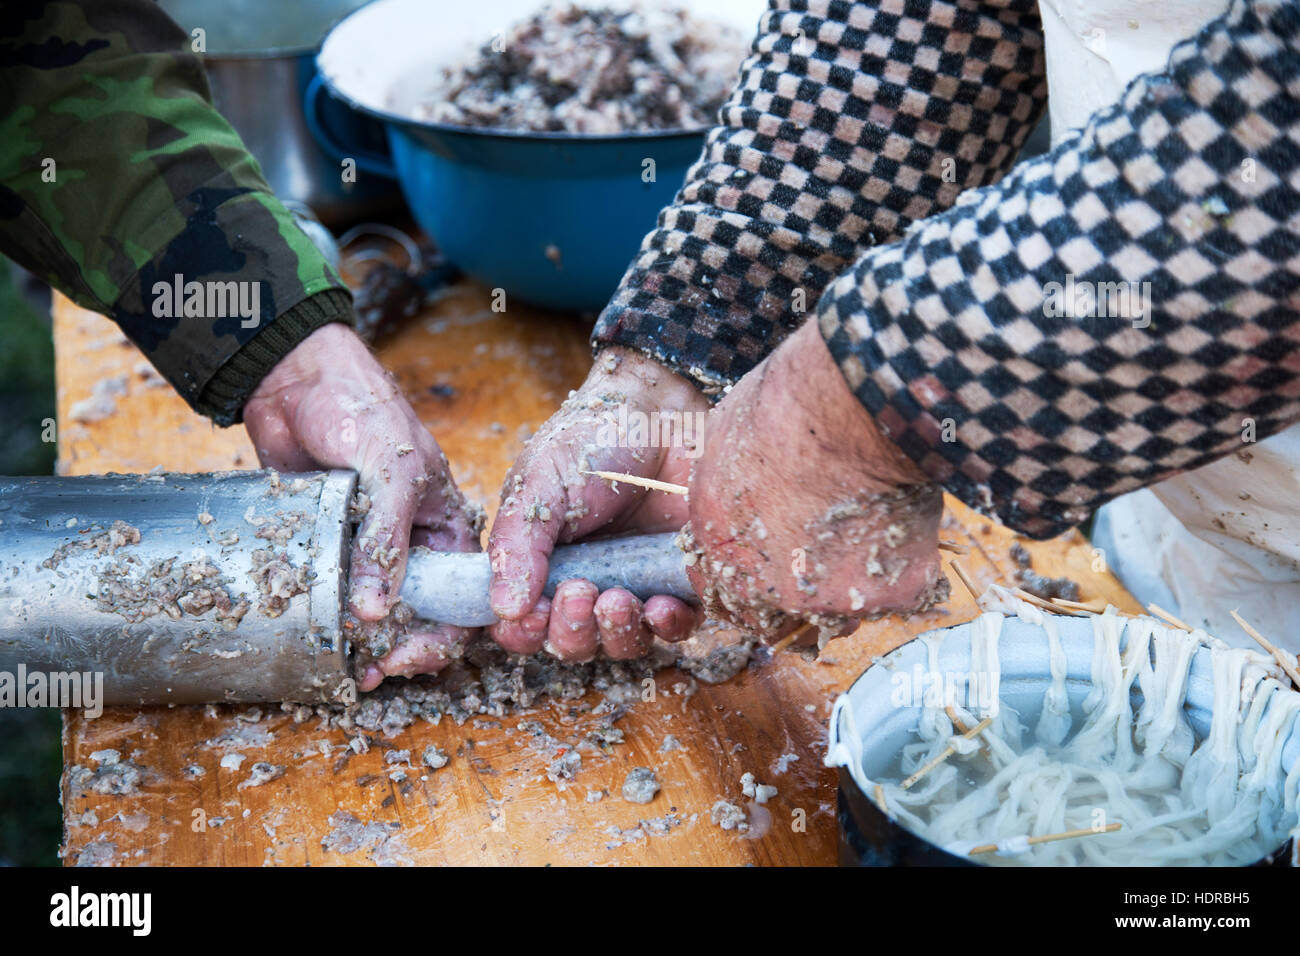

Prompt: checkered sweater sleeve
[
  {"left": 820, "top": 0, "right": 1300, "bottom": 539},
  {"left": 592, "top": 0, "right": 1049, "bottom": 392}
]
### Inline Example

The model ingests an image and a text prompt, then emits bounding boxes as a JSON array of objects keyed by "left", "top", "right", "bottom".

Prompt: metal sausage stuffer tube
[{"left": 0, "top": 471, "right": 693, "bottom": 707}]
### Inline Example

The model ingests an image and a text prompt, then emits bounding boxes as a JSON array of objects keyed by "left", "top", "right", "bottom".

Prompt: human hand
[
  {"left": 684, "top": 319, "right": 948, "bottom": 641},
  {"left": 243, "top": 323, "right": 482, "bottom": 690},
  {"left": 487, "top": 347, "right": 706, "bottom": 660}
]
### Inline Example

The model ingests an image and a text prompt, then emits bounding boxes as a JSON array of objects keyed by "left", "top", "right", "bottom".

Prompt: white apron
[{"left": 1037, "top": 0, "right": 1300, "bottom": 652}]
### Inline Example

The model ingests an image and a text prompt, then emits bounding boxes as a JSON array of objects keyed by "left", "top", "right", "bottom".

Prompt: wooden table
[{"left": 53, "top": 283, "right": 1142, "bottom": 866}]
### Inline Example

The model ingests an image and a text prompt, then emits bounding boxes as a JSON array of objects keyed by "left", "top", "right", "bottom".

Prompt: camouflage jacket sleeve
[
  {"left": 592, "top": 0, "right": 1048, "bottom": 393},
  {"left": 0, "top": 0, "right": 353, "bottom": 426}
]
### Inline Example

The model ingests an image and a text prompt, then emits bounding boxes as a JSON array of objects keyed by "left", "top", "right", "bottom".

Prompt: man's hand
[
  {"left": 243, "top": 323, "right": 480, "bottom": 690},
  {"left": 487, "top": 348, "right": 706, "bottom": 660},
  {"left": 686, "top": 319, "right": 948, "bottom": 640}
]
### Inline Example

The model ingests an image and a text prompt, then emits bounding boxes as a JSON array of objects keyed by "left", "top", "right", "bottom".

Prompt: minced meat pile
[{"left": 418, "top": 3, "right": 748, "bottom": 134}]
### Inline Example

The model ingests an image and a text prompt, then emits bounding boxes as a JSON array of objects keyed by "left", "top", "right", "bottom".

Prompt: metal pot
[
  {"left": 0, "top": 471, "right": 356, "bottom": 706},
  {"left": 313, "top": 0, "right": 763, "bottom": 312},
  {"left": 158, "top": 0, "right": 400, "bottom": 227},
  {"left": 827, "top": 615, "right": 1300, "bottom": 866}
]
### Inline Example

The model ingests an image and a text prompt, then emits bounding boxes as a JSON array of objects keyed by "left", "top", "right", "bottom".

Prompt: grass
[{"left": 0, "top": 258, "right": 61, "bottom": 866}]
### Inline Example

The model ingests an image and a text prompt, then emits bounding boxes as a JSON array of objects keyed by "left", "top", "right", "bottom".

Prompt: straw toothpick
[
  {"left": 580, "top": 470, "right": 688, "bottom": 496},
  {"left": 1147, "top": 602, "right": 1193, "bottom": 632},
  {"left": 1230, "top": 609, "right": 1300, "bottom": 688},
  {"left": 937, "top": 541, "right": 970, "bottom": 554},
  {"left": 1013, "top": 586, "right": 1087, "bottom": 617},
  {"left": 968, "top": 822, "right": 1122, "bottom": 856},
  {"left": 900, "top": 715, "right": 994, "bottom": 790},
  {"left": 1050, "top": 595, "right": 1106, "bottom": 614},
  {"left": 945, "top": 705, "right": 971, "bottom": 735},
  {"left": 949, "top": 560, "right": 982, "bottom": 603},
  {"left": 769, "top": 620, "right": 817, "bottom": 655},
  {"left": 946, "top": 705, "right": 992, "bottom": 758}
]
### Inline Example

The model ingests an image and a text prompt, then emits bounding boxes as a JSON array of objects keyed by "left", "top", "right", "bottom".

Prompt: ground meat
[
  {"left": 679, "top": 635, "right": 756, "bottom": 684},
  {"left": 238, "top": 762, "right": 284, "bottom": 789},
  {"left": 73, "top": 838, "right": 118, "bottom": 867},
  {"left": 547, "top": 749, "right": 582, "bottom": 784},
  {"left": 740, "top": 772, "right": 777, "bottom": 804},
  {"left": 422, "top": 745, "right": 449, "bottom": 770},
  {"left": 249, "top": 549, "right": 310, "bottom": 618},
  {"left": 710, "top": 800, "right": 748, "bottom": 832},
  {"left": 1010, "top": 542, "right": 1081, "bottom": 602},
  {"left": 43, "top": 520, "right": 141, "bottom": 571},
  {"left": 417, "top": 3, "right": 747, "bottom": 134},
  {"left": 321, "top": 811, "right": 406, "bottom": 864},
  {"left": 585, "top": 720, "right": 625, "bottom": 749},
  {"left": 67, "top": 754, "right": 145, "bottom": 797},
  {"left": 253, "top": 511, "right": 307, "bottom": 546},
  {"left": 333, "top": 622, "right": 754, "bottom": 734},
  {"left": 621, "top": 767, "right": 660, "bottom": 804},
  {"left": 93, "top": 551, "right": 249, "bottom": 628}
]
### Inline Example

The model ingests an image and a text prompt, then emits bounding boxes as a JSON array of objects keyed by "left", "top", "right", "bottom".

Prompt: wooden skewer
[
  {"left": 1050, "top": 595, "right": 1106, "bottom": 614},
  {"left": 900, "top": 715, "right": 993, "bottom": 790},
  {"left": 769, "top": 620, "right": 816, "bottom": 655},
  {"left": 945, "top": 705, "right": 993, "bottom": 758},
  {"left": 968, "top": 822, "right": 1122, "bottom": 856},
  {"left": 944, "top": 705, "right": 970, "bottom": 735},
  {"left": 1012, "top": 586, "right": 1085, "bottom": 617},
  {"left": 1147, "top": 602, "right": 1193, "bottom": 632},
  {"left": 949, "top": 560, "right": 982, "bottom": 603},
  {"left": 579, "top": 470, "right": 689, "bottom": 496},
  {"left": 874, "top": 783, "right": 888, "bottom": 814},
  {"left": 1230, "top": 609, "right": 1300, "bottom": 688},
  {"left": 937, "top": 541, "right": 970, "bottom": 554}
]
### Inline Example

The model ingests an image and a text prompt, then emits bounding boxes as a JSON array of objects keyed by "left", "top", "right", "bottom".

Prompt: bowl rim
[
  {"left": 314, "top": 56, "right": 719, "bottom": 144},
  {"left": 314, "top": 0, "right": 727, "bottom": 145}
]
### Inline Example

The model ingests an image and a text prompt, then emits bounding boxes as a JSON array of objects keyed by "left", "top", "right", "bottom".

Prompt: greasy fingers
[
  {"left": 491, "top": 597, "right": 551, "bottom": 655},
  {"left": 593, "top": 588, "right": 653, "bottom": 659},
  {"left": 485, "top": 347, "right": 708, "bottom": 655},
  {"left": 642, "top": 595, "right": 697, "bottom": 642},
  {"left": 349, "top": 431, "right": 464, "bottom": 621},
  {"left": 373, "top": 625, "right": 466, "bottom": 680},
  {"left": 544, "top": 579, "right": 600, "bottom": 660},
  {"left": 487, "top": 462, "right": 567, "bottom": 621},
  {"left": 243, "top": 324, "right": 484, "bottom": 688}
]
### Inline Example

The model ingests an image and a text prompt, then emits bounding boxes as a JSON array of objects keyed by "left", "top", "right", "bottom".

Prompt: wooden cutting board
[{"left": 51, "top": 283, "right": 1142, "bottom": 866}]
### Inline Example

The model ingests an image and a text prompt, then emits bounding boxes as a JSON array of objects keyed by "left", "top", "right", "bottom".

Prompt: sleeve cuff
[{"left": 195, "top": 287, "right": 354, "bottom": 426}]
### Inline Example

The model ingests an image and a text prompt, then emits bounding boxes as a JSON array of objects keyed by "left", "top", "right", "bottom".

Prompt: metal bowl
[
  {"left": 313, "top": 0, "right": 763, "bottom": 311},
  {"left": 827, "top": 615, "right": 1300, "bottom": 866},
  {"left": 159, "top": 0, "right": 400, "bottom": 227}
]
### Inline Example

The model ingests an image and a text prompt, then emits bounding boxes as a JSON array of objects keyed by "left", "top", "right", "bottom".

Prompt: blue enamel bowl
[{"left": 311, "top": 0, "right": 760, "bottom": 312}]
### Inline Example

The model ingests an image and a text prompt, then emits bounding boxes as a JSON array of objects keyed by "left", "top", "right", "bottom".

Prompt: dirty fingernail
[
  {"left": 554, "top": 592, "right": 586, "bottom": 629},
  {"left": 350, "top": 575, "right": 390, "bottom": 620},
  {"left": 490, "top": 578, "right": 528, "bottom": 620},
  {"left": 357, "top": 664, "right": 384, "bottom": 692}
]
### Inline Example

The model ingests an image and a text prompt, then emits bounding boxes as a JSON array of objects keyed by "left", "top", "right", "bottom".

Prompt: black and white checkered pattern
[
  {"left": 593, "top": 0, "right": 1048, "bottom": 392},
  {"left": 820, "top": 0, "right": 1300, "bottom": 537}
]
